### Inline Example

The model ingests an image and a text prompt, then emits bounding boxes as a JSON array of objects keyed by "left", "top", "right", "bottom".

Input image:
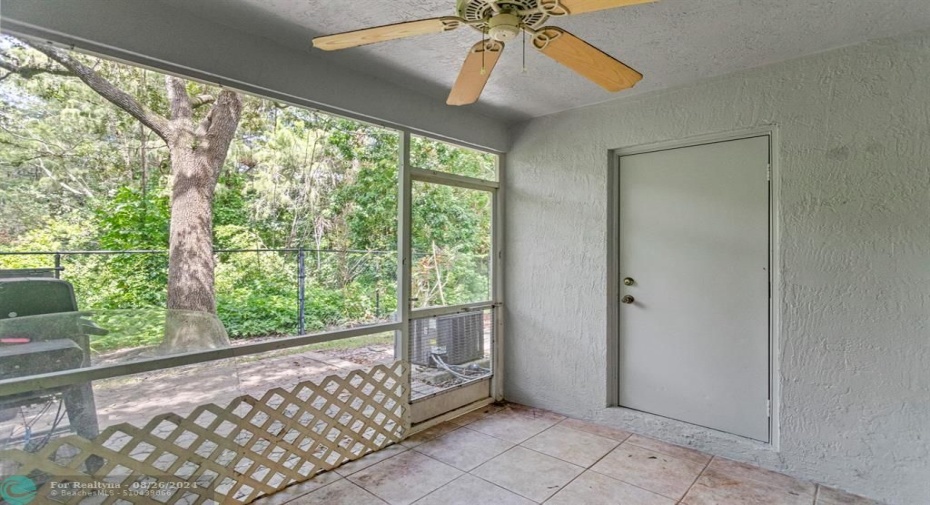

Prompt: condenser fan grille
[{"left": 460, "top": 0, "right": 549, "bottom": 30}]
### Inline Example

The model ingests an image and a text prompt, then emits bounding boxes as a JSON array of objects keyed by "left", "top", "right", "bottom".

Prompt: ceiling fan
[{"left": 312, "top": 0, "right": 654, "bottom": 106}]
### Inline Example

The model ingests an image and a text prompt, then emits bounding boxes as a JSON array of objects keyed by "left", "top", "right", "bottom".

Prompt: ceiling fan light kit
[
  {"left": 487, "top": 12, "right": 523, "bottom": 41},
  {"left": 312, "top": 0, "right": 653, "bottom": 105}
]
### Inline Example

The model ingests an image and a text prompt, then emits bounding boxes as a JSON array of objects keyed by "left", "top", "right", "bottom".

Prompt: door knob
[{"left": 621, "top": 295, "right": 635, "bottom": 304}]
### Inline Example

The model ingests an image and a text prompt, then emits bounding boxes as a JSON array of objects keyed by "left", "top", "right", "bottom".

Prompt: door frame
[
  {"left": 397, "top": 131, "right": 505, "bottom": 428},
  {"left": 606, "top": 126, "right": 782, "bottom": 448}
]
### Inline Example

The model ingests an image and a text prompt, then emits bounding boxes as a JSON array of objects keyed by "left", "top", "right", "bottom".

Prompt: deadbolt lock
[
  {"left": 623, "top": 277, "right": 635, "bottom": 286},
  {"left": 621, "top": 295, "right": 635, "bottom": 304}
]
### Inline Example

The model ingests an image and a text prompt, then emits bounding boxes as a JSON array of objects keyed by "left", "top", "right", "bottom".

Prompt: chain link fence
[{"left": 0, "top": 248, "right": 397, "bottom": 339}]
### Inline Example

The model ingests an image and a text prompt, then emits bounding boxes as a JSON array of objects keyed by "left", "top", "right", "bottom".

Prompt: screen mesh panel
[{"left": 409, "top": 309, "right": 493, "bottom": 400}]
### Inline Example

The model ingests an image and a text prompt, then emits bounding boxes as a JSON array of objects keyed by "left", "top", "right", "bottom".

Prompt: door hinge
[
  {"left": 766, "top": 164, "right": 772, "bottom": 181},
  {"left": 767, "top": 400, "right": 772, "bottom": 418}
]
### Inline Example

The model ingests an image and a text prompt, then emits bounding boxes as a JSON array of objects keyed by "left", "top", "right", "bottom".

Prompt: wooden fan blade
[
  {"left": 534, "top": 28, "right": 642, "bottom": 92},
  {"left": 447, "top": 40, "right": 505, "bottom": 106},
  {"left": 556, "top": 0, "right": 656, "bottom": 15},
  {"left": 313, "top": 17, "right": 464, "bottom": 51}
]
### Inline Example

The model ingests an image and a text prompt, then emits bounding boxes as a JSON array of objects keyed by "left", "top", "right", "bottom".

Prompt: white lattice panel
[{"left": 0, "top": 361, "right": 409, "bottom": 504}]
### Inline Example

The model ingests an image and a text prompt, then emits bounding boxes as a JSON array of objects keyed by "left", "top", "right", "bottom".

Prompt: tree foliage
[{"left": 0, "top": 36, "right": 497, "bottom": 348}]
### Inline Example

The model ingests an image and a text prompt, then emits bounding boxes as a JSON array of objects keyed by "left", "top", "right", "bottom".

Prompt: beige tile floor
[{"left": 254, "top": 403, "right": 882, "bottom": 505}]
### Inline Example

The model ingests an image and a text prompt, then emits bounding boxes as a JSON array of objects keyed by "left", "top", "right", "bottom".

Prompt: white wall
[
  {"left": 0, "top": 0, "right": 509, "bottom": 152},
  {"left": 504, "top": 30, "right": 930, "bottom": 505}
]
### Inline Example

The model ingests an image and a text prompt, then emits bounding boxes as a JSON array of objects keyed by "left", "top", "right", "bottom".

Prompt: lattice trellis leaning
[{"left": 0, "top": 361, "right": 409, "bottom": 504}]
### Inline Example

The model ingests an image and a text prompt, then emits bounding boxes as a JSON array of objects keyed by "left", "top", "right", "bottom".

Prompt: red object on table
[{"left": 0, "top": 337, "right": 31, "bottom": 344}]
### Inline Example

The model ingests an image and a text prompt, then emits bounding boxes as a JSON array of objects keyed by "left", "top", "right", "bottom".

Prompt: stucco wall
[{"left": 504, "top": 30, "right": 930, "bottom": 504}]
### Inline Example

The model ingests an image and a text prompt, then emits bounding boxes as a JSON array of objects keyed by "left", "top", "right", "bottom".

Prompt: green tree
[
  {"left": 2, "top": 37, "right": 242, "bottom": 349},
  {"left": 0, "top": 35, "right": 498, "bottom": 346}
]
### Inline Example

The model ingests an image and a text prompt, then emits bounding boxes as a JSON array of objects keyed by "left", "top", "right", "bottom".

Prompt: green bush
[
  {"left": 88, "top": 309, "right": 166, "bottom": 352},
  {"left": 217, "top": 290, "right": 298, "bottom": 338}
]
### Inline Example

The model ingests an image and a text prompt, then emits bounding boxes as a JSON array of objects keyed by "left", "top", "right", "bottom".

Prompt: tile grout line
[
  {"left": 424, "top": 442, "right": 676, "bottom": 503},
  {"left": 265, "top": 471, "right": 348, "bottom": 504},
  {"left": 537, "top": 434, "right": 627, "bottom": 504},
  {"left": 466, "top": 412, "right": 630, "bottom": 451},
  {"left": 582, "top": 436, "right": 713, "bottom": 501},
  {"left": 406, "top": 472, "right": 471, "bottom": 505},
  {"left": 344, "top": 412, "right": 705, "bottom": 504},
  {"left": 460, "top": 417, "right": 562, "bottom": 445},
  {"left": 515, "top": 443, "right": 587, "bottom": 469},
  {"left": 272, "top": 406, "right": 834, "bottom": 505},
  {"left": 337, "top": 444, "right": 411, "bottom": 478},
  {"left": 465, "top": 415, "right": 707, "bottom": 502},
  {"left": 676, "top": 454, "right": 714, "bottom": 504},
  {"left": 465, "top": 463, "right": 544, "bottom": 503},
  {"left": 705, "top": 457, "right": 820, "bottom": 500},
  {"left": 413, "top": 423, "right": 515, "bottom": 455},
  {"left": 461, "top": 435, "right": 579, "bottom": 505},
  {"left": 347, "top": 449, "right": 464, "bottom": 504},
  {"left": 409, "top": 426, "right": 515, "bottom": 470},
  {"left": 508, "top": 421, "right": 705, "bottom": 503},
  {"left": 354, "top": 408, "right": 716, "bottom": 505},
  {"left": 555, "top": 417, "right": 636, "bottom": 445},
  {"left": 404, "top": 422, "right": 464, "bottom": 447},
  {"left": 356, "top": 480, "right": 394, "bottom": 505},
  {"left": 278, "top": 476, "right": 341, "bottom": 505},
  {"left": 562, "top": 418, "right": 714, "bottom": 465},
  {"left": 586, "top": 464, "right": 696, "bottom": 503},
  {"left": 623, "top": 438, "right": 709, "bottom": 463},
  {"left": 407, "top": 424, "right": 468, "bottom": 453}
]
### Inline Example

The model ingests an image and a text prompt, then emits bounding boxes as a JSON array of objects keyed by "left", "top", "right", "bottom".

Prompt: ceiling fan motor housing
[{"left": 457, "top": 0, "right": 550, "bottom": 34}]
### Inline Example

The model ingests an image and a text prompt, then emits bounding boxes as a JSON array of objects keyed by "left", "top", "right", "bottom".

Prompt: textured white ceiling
[{"left": 154, "top": 0, "right": 930, "bottom": 123}]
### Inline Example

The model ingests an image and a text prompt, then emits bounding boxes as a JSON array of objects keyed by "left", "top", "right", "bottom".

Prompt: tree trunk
[
  {"left": 162, "top": 146, "right": 229, "bottom": 351},
  {"left": 167, "top": 147, "right": 216, "bottom": 313},
  {"left": 5, "top": 43, "right": 244, "bottom": 351},
  {"left": 160, "top": 85, "right": 242, "bottom": 351}
]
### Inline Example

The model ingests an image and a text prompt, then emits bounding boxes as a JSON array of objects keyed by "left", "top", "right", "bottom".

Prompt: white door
[{"left": 618, "top": 136, "right": 770, "bottom": 442}]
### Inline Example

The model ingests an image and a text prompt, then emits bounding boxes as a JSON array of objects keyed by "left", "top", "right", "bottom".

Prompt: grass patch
[
  {"left": 304, "top": 333, "right": 393, "bottom": 351},
  {"left": 85, "top": 308, "right": 395, "bottom": 357},
  {"left": 233, "top": 332, "right": 394, "bottom": 364}
]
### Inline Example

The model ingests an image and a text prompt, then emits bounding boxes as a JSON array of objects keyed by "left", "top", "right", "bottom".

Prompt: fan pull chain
[
  {"left": 481, "top": 30, "right": 487, "bottom": 75},
  {"left": 522, "top": 28, "right": 527, "bottom": 73}
]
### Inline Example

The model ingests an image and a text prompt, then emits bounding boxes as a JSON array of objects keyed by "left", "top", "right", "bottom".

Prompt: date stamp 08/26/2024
[{"left": 1, "top": 475, "right": 214, "bottom": 505}]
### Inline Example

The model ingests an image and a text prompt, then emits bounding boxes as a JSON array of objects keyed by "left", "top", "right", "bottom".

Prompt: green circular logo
[{"left": 0, "top": 476, "right": 37, "bottom": 505}]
